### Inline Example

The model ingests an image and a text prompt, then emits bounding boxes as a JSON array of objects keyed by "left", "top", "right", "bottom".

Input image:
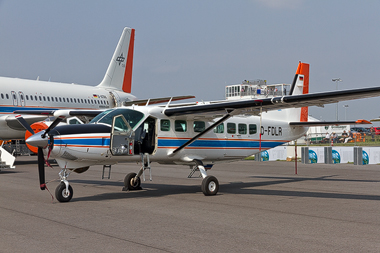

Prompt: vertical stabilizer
[
  {"left": 289, "top": 62, "right": 309, "bottom": 122},
  {"left": 97, "top": 27, "right": 135, "bottom": 93}
]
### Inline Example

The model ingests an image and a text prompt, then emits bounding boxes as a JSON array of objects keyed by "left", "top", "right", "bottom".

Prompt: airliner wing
[{"left": 163, "top": 86, "right": 380, "bottom": 117}]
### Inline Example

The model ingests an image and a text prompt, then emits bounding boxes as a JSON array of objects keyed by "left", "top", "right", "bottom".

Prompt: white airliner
[
  {"left": 0, "top": 27, "right": 137, "bottom": 140},
  {"left": 17, "top": 62, "right": 380, "bottom": 202}
]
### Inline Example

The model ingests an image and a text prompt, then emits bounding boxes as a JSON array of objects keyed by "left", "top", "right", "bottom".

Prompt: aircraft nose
[{"left": 26, "top": 132, "right": 49, "bottom": 148}]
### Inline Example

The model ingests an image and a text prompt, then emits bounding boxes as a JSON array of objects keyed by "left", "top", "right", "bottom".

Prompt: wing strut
[{"left": 168, "top": 112, "right": 233, "bottom": 157}]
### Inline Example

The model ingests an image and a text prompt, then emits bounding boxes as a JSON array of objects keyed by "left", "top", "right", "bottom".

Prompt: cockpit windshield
[{"left": 90, "top": 108, "right": 145, "bottom": 129}]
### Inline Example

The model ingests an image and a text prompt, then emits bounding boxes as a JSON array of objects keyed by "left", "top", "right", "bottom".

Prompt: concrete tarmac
[{"left": 1, "top": 156, "right": 380, "bottom": 252}]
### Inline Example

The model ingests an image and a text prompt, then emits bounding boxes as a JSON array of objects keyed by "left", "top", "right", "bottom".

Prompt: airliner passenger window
[
  {"left": 160, "top": 119, "right": 170, "bottom": 131},
  {"left": 13, "top": 94, "right": 16, "bottom": 99},
  {"left": 62, "top": 98, "right": 65, "bottom": 102},
  {"left": 175, "top": 120, "right": 187, "bottom": 132},
  {"left": 249, "top": 124, "right": 257, "bottom": 134},
  {"left": 43, "top": 96, "right": 46, "bottom": 101},
  {"left": 81, "top": 99, "right": 83, "bottom": 103},
  {"left": 26, "top": 95, "right": 28, "bottom": 100},
  {"left": 227, "top": 123, "right": 236, "bottom": 134},
  {"left": 70, "top": 98, "right": 73, "bottom": 103},
  {"left": 6, "top": 94, "right": 9, "bottom": 99},
  {"left": 20, "top": 94, "right": 24, "bottom": 100},
  {"left": 34, "top": 96, "right": 37, "bottom": 100},
  {"left": 1, "top": 94, "right": 3, "bottom": 99},
  {"left": 238, "top": 124, "right": 247, "bottom": 134},
  {"left": 214, "top": 123, "right": 224, "bottom": 133},
  {"left": 59, "top": 97, "right": 62, "bottom": 102},
  {"left": 193, "top": 121, "right": 205, "bottom": 132},
  {"left": 39, "top": 96, "right": 42, "bottom": 101},
  {"left": 74, "top": 98, "right": 76, "bottom": 103},
  {"left": 47, "top": 97, "right": 50, "bottom": 101},
  {"left": 30, "top": 95, "right": 33, "bottom": 101}
]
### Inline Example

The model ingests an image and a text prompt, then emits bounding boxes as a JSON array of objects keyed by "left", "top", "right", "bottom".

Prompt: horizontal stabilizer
[
  {"left": 289, "top": 119, "right": 371, "bottom": 126},
  {"left": 123, "top": 95, "right": 195, "bottom": 106}
]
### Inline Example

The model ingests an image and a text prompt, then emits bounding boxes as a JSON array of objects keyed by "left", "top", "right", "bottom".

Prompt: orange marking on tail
[
  {"left": 297, "top": 62, "right": 310, "bottom": 122},
  {"left": 122, "top": 28, "right": 135, "bottom": 93}
]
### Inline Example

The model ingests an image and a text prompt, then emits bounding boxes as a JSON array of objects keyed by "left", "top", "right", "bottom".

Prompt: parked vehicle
[{"left": 351, "top": 127, "right": 370, "bottom": 134}]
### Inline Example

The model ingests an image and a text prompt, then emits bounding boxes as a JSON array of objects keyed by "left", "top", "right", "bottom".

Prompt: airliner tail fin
[{"left": 97, "top": 27, "right": 135, "bottom": 93}]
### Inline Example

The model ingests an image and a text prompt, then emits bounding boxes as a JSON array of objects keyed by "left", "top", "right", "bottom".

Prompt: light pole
[
  {"left": 332, "top": 78, "right": 342, "bottom": 120},
  {"left": 343, "top": 104, "right": 348, "bottom": 120}
]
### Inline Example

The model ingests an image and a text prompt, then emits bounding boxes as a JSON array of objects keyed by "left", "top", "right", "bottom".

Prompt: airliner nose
[{"left": 26, "top": 132, "right": 49, "bottom": 148}]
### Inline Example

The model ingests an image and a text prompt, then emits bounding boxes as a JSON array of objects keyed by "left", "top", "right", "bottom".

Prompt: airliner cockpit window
[{"left": 91, "top": 108, "right": 144, "bottom": 129}]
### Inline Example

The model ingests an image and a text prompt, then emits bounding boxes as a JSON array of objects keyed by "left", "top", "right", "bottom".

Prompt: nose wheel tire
[
  {"left": 55, "top": 182, "right": 73, "bottom": 202},
  {"left": 124, "top": 172, "right": 141, "bottom": 190},
  {"left": 201, "top": 176, "right": 219, "bottom": 196}
]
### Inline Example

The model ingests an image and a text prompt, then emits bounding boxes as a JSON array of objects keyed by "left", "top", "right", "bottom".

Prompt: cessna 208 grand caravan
[{"left": 17, "top": 62, "right": 380, "bottom": 202}]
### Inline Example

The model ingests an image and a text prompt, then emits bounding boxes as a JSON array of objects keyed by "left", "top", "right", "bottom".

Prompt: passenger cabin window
[
  {"left": 175, "top": 120, "right": 187, "bottom": 132},
  {"left": 193, "top": 121, "right": 205, "bottom": 132},
  {"left": 160, "top": 119, "right": 170, "bottom": 131},
  {"left": 6, "top": 94, "right": 9, "bottom": 99},
  {"left": 249, "top": 124, "right": 257, "bottom": 134},
  {"left": 1, "top": 94, "right": 3, "bottom": 99},
  {"left": 214, "top": 123, "right": 224, "bottom": 133},
  {"left": 238, "top": 124, "right": 247, "bottom": 134},
  {"left": 227, "top": 123, "right": 236, "bottom": 134}
]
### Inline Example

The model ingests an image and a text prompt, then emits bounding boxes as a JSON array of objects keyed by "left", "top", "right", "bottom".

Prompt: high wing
[
  {"left": 123, "top": 95, "right": 195, "bottom": 106},
  {"left": 289, "top": 120, "right": 371, "bottom": 126},
  {"left": 163, "top": 86, "right": 380, "bottom": 117}
]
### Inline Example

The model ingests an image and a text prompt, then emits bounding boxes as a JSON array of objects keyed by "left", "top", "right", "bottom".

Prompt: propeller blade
[
  {"left": 42, "top": 116, "right": 65, "bottom": 138},
  {"left": 15, "top": 115, "right": 35, "bottom": 134},
  {"left": 37, "top": 147, "right": 46, "bottom": 190}
]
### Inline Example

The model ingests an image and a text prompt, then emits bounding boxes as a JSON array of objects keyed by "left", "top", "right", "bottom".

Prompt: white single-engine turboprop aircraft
[{"left": 16, "top": 62, "right": 380, "bottom": 202}]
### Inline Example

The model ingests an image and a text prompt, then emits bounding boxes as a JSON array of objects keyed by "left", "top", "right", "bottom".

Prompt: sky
[{"left": 1, "top": 0, "right": 380, "bottom": 122}]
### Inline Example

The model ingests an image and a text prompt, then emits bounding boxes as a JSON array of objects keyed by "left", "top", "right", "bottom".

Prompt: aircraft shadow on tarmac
[{"left": 68, "top": 175, "right": 380, "bottom": 202}]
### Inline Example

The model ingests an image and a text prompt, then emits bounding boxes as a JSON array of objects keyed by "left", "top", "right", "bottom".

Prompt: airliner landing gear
[{"left": 194, "top": 160, "right": 219, "bottom": 196}]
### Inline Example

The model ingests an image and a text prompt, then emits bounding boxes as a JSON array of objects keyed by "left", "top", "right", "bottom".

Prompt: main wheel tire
[
  {"left": 124, "top": 172, "right": 141, "bottom": 190},
  {"left": 55, "top": 182, "right": 73, "bottom": 202},
  {"left": 201, "top": 176, "right": 219, "bottom": 196}
]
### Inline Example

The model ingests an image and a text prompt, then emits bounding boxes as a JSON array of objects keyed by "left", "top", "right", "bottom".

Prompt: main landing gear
[
  {"left": 194, "top": 160, "right": 219, "bottom": 196},
  {"left": 123, "top": 153, "right": 150, "bottom": 191},
  {"left": 123, "top": 158, "right": 219, "bottom": 196}
]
